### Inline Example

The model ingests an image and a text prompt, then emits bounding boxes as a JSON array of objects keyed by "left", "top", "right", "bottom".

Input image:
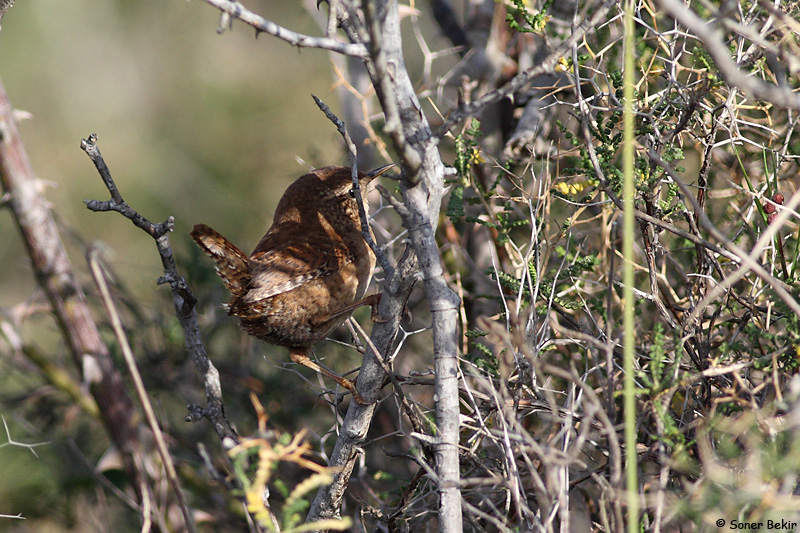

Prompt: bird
[{"left": 190, "top": 165, "right": 393, "bottom": 404}]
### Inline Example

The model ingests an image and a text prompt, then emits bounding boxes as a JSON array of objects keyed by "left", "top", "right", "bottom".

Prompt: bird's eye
[{"left": 348, "top": 188, "right": 357, "bottom": 198}]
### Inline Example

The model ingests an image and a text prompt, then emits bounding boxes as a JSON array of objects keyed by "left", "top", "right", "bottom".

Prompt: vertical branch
[
  {"left": 310, "top": 94, "right": 394, "bottom": 275},
  {"left": 0, "top": 79, "right": 150, "bottom": 503},
  {"left": 306, "top": 248, "right": 419, "bottom": 522},
  {"left": 308, "top": 0, "right": 459, "bottom": 525},
  {"left": 396, "top": 185, "right": 463, "bottom": 532},
  {"left": 622, "top": 1, "right": 640, "bottom": 531},
  {"left": 360, "top": 0, "right": 463, "bottom": 530},
  {"left": 361, "top": 0, "right": 422, "bottom": 182}
]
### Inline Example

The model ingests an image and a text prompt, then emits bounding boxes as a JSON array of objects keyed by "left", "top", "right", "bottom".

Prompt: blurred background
[
  {"left": 0, "top": 0, "right": 349, "bottom": 312},
  {"left": 0, "top": 1, "right": 425, "bottom": 530}
]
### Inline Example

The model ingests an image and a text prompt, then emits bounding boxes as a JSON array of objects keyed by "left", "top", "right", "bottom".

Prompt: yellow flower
[
  {"left": 646, "top": 65, "right": 664, "bottom": 80},
  {"left": 554, "top": 180, "right": 592, "bottom": 195},
  {"left": 470, "top": 148, "right": 485, "bottom": 165}
]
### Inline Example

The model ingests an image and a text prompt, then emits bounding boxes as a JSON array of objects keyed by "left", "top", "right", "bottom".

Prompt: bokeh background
[
  {"left": 0, "top": 1, "right": 419, "bottom": 530},
  {"left": 0, "top": 0, "right": 361, "bottom": 311}
]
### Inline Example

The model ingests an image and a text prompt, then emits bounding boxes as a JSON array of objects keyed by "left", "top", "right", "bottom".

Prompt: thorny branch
[
  {"left": 573, "top": 85, "right": 798, "bottom": 311},
  {"left": 361, "top": 0, "right": 423, "bottom": 183},
  {"left": 201, "top": 0, "right": 368, "bottom": 57},
  {"left": 648, "top": 151, "right": 800, "bottom": 323},
  {"left": 311, "top": 94, "right": 395, "bottom": 276},
  {"left": 356, "top": 2, "right": 463, "bottom": 530},
  {"left": 655, "top": 0, "right": 800, "bottom": 110}
]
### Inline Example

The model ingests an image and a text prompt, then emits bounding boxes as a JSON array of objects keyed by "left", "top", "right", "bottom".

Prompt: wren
[{"left": 191, "top": 165, "right": 393, "bottom": 404}]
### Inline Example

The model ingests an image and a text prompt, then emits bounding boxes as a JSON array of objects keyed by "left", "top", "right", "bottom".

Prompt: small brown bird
[{"left": 191, "top": 165, "right": 393, "bottom": 403}]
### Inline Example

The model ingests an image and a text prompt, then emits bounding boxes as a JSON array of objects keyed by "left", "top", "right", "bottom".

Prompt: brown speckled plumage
[{"left": 191, "top": 165, "right": 392, "bottom": 403}]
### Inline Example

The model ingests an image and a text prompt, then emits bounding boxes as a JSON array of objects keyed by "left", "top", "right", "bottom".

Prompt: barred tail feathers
[{"left": 190, "top": 224, "right": 250, "bottom": 298}]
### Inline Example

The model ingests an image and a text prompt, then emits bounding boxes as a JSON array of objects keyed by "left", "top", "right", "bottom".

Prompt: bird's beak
[{"left": 367, "top": 163, "right": 396, "bottom": 178}]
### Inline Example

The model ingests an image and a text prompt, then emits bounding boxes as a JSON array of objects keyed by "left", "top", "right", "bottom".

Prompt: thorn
[{"left": 12, "top": 109, "right": 32, "bottom": 123}]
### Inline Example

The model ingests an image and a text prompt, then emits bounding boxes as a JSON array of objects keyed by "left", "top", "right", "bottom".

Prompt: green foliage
[
  {"left": 448, "top": 118, "right": 484, "bottom": 224},
  {"left": 648, "top": 322, "right": 667, "bottom": 388},
  {"left": 484, "top": 256, "right": 592, "bottom": 311},
  {"left": 506, "top": 0, "right": 554, "bottom": 34},
  {"left": 691, "top": 45, "right": 719, "bottom": 80},
  {"left": 229, "top": 423, "right": 351, "bottom": 533},
  {"left": 454, "top": 118, "right": 483, "bottom": 181},
  {"left": 466, "top": 342, "right": 500, "bottom": 377},
  {"left": 446, "top": 181, "right": 466, "bottom": 222}
]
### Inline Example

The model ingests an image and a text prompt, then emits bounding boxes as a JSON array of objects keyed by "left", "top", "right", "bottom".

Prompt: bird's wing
[
  {"left": 240, "top": 232, "right": 355, "bottom": 303},
  {"left": 190, "top": 224, "right": 250, "bottom": 298}
]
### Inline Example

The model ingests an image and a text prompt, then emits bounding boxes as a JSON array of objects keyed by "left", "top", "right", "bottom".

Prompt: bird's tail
[{"left": 190, "top": 224, "right": 250, "bottom": 298}]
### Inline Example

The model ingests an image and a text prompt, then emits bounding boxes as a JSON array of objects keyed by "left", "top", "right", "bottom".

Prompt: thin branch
[
  {"left": 80, "top": 133, "right": 238, "bottom": 447},
  {"left": 362, "top": 0, "right": 422, "bottom": 182},
  {"left": 311, "top": 94, "right": 395, "bottom": 276},
  {"left": 0, "top": 415, "right": 48, "bottom": 457},
  {"left": 570, "top": 84, "right": 784, "bottom": 280},
  {"left": 65, "top": 438, "right": 140, "bottom": 512},
  {"left": 648, "top": 151, "right": 800, "bottom": 324},
  {"left": 82, "top": 136, "right": 172, "bottom": 240},
  {"left": 348, "top": 317, "right": 435, "bottom": 451},
  {"left": 201, "top": 0, "right": 368, "bottom": 58},
  {"left": 393, "top": 183, "right": 463, "bottom": 532},
  {"left": 307, "top": 246, "right": 419, "bottom": 523},
  {"left": 310, "top": 0, "right": 451, "bottom": 523},
  {"left": 356, "top": 1, "right": 463, "bottom": 529},
  {"left": 88, "top": 250, "right": 197, "bottom": 533},
  {"left": 358, "top": 1, "right": 463, "bottom": 530},
  {"left": 655, "top": 0, "right": 800, "bottom": 110}
]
